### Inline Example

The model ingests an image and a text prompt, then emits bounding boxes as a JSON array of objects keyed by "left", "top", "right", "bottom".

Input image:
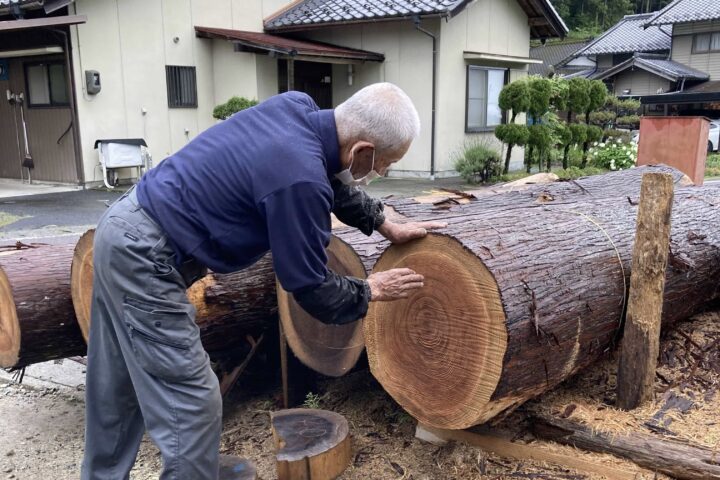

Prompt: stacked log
[
  {"left": 364, "top": 170, "right": 720, "bottom": 429},
  {"left": 0, "top": 241, "right": 86, "bottom": 368}
]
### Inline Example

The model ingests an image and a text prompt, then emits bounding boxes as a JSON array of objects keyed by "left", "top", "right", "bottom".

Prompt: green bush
[
  {"left": 588, "top": 110, "right": 617, "bottom": 126},
  {"left": 453, "top": 141, "right": 503, "bottom": 184},
  {"left": 707, "top": 153, "right": 720, "bottom": 167},
  {"left": 604, "top": 129, "right": 632, "bottom": 143},
  {"left": 586, "top": 125, "right": 604, "bottom": 143},
  {"left": 213, "top": 96, "right": 259, "bottom": 120},
  {"left": 615, "top": 115, "right": 640, "bottom": 128},
  {"left": 556, "top": 166, "right": 606, "bottom": 180},
  {"left": 495, "top": 124, "right": 529, "bottom": 146},
  {"left": 569, "top": 124, "right": 588, "bottom": 144},
  {"left": 588, "top": 138, "right": 637, "bottom": 170}
]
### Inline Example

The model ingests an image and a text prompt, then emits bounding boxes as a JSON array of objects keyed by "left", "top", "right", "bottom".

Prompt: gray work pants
[{"left": 81, "top": 187, "right": 221, "bottom": 480}]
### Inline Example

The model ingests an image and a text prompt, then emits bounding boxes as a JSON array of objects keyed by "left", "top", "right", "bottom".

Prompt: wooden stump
[
  {"left": 617, "top": 173, "right": 674, "bottom": 410},
  {"left": 70, "top": 230, "right": 276, "bottom": 352},
  {"left": 364, "top": 178, "right": 720, "bottom": 429},
  {"left": 272, "top": 408, "right": 351, "bottom": 480},
  {"left": 0, "top": 243, "right": 86, "bottom": 368},
  {"left": 276, "top": 236, "right": 368, "bottom": 377}
]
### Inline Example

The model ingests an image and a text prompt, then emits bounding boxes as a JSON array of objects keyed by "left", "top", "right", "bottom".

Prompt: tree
[
  {"left": 495, "top": 80, "right": 531, "bottom": 174},
  {"left": 581, "top": 80, "right": 609, "bottom": 167}
]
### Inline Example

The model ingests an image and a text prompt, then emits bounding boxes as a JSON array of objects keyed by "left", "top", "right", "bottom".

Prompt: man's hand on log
[
  {"left": 367, "top": 268, "right": 424, "bottom": 301},
  {"left": 377, "top": 220, "right": 447, "bottom": 244}
]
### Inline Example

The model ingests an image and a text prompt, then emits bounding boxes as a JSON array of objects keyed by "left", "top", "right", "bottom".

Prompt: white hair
[{"left": 334, "top": 83, "right": 421, "bottom": 154}]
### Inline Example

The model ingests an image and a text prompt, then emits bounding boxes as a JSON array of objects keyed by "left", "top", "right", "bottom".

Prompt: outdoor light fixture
[{"left": 623, "top": 88, "right": 632, "bottom": 95}]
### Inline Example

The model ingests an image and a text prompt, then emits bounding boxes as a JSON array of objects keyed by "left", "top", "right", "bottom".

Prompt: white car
[
  {"left": 709, "top": 120, "right": 720, "bottom": 152},
  {"left": 631, "top": 120, "right": 720, "bottom": 152}
]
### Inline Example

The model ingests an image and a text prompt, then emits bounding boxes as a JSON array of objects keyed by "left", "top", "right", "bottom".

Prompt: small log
[
  {"left": 219, "top": 455, "right": 257, "bottom": 480},
  {"left": 531, "top": 413, "right": 720, "bottom": 480},
  {"left": 617, "top": 173, "right": 674, "bottom": 410},
  {"left": 272, "top": 408, "right": 352, "bottom": 480},
  {"left": 0, "top": 242, "right": 86, "bottom": 368},
  {"left": 276, "top": 236, "right": 368, "bottom": 377}
]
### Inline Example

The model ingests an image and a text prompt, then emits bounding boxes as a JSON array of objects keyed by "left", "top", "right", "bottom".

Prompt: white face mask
[{"left": 335, "top": 148, "right": 381, "bottom": 187}]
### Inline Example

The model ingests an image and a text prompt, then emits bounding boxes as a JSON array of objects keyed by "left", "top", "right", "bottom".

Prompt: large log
[
  {"left": 364, "top": 170, "right": 720, "bottom": 429},
  {"left": 0, "top": 242, "right": 87, "bottom": 368}
]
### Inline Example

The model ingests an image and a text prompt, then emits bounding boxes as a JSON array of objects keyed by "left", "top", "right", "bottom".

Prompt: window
[
  {"left": 166, "top": 65, "right": 197, "bottom": 108},
  {"left": 693, "top": 32, "right": 720, "bottom": 53},
  {"left": 466, "top": 66, "right": 507, "bottom": 132},
  {"left": 25, "top": 62, "right": 69, "bottom": 107}
]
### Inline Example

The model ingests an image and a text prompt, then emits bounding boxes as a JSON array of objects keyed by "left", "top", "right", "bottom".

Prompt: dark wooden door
[{"left": 278, "top": 60, "right": 333, "bottom": 109}]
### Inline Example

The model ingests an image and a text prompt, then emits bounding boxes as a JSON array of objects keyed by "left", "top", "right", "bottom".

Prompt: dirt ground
[{"left": 1, "top": 309, "right": 718, "bottom": 479}]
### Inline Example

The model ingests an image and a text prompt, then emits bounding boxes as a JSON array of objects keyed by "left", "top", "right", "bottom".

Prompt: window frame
[
  {"left": 692, "top": 32, "right": 720, "bottom": 53},
  {"left": 24, "top": 60, "right": 70, "bottom": 108},
  {"left": 165, "top": 65, "right": 198, "bottom": 109},
  {"left": 465, "top": 65, "right": 509, "bottom": 133}
]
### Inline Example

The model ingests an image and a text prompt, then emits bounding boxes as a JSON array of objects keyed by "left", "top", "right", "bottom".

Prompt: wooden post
[
  {"left": 617, "top": 172, "right": 674, "bottom": 410},
  {"left": 287, "top": 58, "right": 295, "bottom": 92}
]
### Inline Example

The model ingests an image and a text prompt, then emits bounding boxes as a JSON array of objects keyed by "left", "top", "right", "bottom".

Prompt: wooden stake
[{"left": 617, "top": 172, "right": 674, "bottom": 410}]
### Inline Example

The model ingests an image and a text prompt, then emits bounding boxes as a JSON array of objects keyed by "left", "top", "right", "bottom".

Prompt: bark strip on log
[
  {"left": 365, "top": 170, "right": 720, "bottom": 429},
  {"left": 71, "top": 230, "right": 276, "bottom": 352},
  {"left": 272, "top": 408, "right": 352, "bottom": 480},
  {"left": 617, "top": 173, "right": 674, "bottom": 410},
  {"left": 0, "top": 243, "right": 86, "bottom": 368},
  {"left": 531, "top": 413, "right": 720, "bottom": 480},
  {"left": 276, "top": 236, "right": 368, "bottom": 377}
]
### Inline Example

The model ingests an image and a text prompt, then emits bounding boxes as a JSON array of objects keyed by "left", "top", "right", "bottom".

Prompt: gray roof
[
  {"left": 646, "top": 0, "right": 720, "bottom": 27},
  {"left": 593, "top": 53, "right": 709, "bottom": 82},
  {"left": 264, "top": 0, "right": 568, "bottom": 39},
  {"left": 574, "top": 13, "right": 671, "bottom": 56},
  {"left": 529, "top": 39, "right": 591, "bottom": 76}
]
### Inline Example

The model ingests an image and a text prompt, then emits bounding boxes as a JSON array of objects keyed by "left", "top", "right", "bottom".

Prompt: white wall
[
  {"left": 71, "top": 0, "right": 290, "bottom": 185},
  {"left": 435, "top": 0, "right": 532, "bottom": 174},
  {"left": 672, "top": 21, "right": 720, "bottom": 80},
  {"left": 303, "top": 21, "right": 435, "bottom": 176}
]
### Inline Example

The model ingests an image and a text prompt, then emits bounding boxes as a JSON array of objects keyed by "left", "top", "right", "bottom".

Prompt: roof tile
[
  {"left": 646, "top": 0, "right": 720, "bottom": 26},
  {"left": 576, "top": 13, "right": 671, "bottom": 56}
]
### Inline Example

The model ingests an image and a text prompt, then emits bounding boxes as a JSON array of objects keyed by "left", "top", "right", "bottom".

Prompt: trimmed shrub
[
  {"left": 213, "top": 96, "right": 259, "bottom": 120},
  {"left": 453, "top": 141, "right": 503, "bottom": 184}
]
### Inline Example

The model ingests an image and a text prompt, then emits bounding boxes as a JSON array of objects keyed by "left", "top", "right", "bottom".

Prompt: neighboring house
[
  {"left": 529, "top": 38, "right": 593, "bottom": 77},
  {"left": 562, "top": 13, "right": 678, "bottom": 97},
  {"left": 641, "top": 0, "right": 720, "bottom": 118},
  {"left": 0, "top": 0, "right": 566, "bottom": 185}
]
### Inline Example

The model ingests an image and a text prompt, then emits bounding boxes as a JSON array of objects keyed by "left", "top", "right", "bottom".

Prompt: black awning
[{"left": 642, "top": 81, "right": 720, "bottom": 105}]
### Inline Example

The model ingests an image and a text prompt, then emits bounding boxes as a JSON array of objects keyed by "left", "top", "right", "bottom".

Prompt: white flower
[{"left": 599, "top": 143, "right": 606, "bottom": 148}]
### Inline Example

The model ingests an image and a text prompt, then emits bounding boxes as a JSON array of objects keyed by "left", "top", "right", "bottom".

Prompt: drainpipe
[
  {"left": 52, "top": 27, "right": 84, "bottom": 184},
  {"left": 414, "top": 16, "right": 437, "bottom": 179}
]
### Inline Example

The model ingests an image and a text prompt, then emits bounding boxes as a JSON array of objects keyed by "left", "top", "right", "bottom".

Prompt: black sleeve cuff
[
  {"left": 293, "top": 272, "right": 371, "bottom": 325},
  {"left": 331, "top": 179, "right": 385, "bottom": 236}
]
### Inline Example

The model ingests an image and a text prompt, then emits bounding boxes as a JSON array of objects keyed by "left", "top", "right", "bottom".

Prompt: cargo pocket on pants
[{"left": 123, "top": 296, "right": 207, "bottom": 382}]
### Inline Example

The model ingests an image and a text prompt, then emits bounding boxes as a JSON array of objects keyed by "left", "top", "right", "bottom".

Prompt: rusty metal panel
[
  {"left": 0, "top": 56, "right": 78, "bottom": 183},
  {"left": 637, "top": 116, "right": 710, "bottom": 186}
]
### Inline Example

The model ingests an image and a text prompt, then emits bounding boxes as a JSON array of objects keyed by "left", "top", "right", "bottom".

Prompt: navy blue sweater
[{"left": 136, "top": 92, "right": 381, "bottom": 324}]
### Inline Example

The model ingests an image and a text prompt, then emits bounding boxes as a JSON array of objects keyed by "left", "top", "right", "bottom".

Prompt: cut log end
[
  {"left": 365, "top": 234, "right": 508, "bottom": 430},
  {"left": 71, "top": 229, "right": 95, "bottom": 342},
  {"left": 0, "top": 266, "right": 20, "bottom": 367},
  {"left": 277, "top": 236, "right": 367, "bottom": 377},
  {"left": 272, "top": 408, "right": 351, "bottom": 480}
]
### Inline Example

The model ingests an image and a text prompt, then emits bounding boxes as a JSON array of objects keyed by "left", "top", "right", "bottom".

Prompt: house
[
  {"left": 0, "top": 0, "right": 567, "bottom": 186},
  {"left": 561, "top": 13, "right": 690, "bottom": 97},
  {"left": 640, "top": 0, "right": 720, "bottom": 118},
  {"left": 529, "top": 38, "right": 593, "bottom": 78}
]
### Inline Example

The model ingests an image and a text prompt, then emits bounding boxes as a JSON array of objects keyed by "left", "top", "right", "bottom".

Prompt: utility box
[{"left": 637, "top": 116, "right": 710, "bottom": 185}]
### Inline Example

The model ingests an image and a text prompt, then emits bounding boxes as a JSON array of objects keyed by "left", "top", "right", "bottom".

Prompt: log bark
[
  {"left": 272, "top": 408, "right": 352, "bottom": 480},
  {"left": 0, "top": 242, "right": 86, "bottom": 368},
  {"left": 71, "top": 230, "right": 276, "bottom": 352},
  {"left": 531, "top": 413, "right": 720, "bottom": 480},
  {"left": 364, "top": 168, "right": 720, "bottom": 429},
  {"left": 617, "top": 173, "right": 674, "bottom": 410}
]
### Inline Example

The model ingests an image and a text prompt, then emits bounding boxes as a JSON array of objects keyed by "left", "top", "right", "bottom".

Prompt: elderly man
[{"left": 81, "top": 83, "right": 443, "bottom": 479}]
